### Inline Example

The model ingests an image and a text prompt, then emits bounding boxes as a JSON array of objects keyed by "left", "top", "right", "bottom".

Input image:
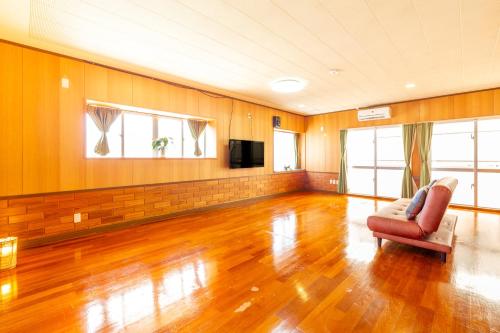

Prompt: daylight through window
[{"left": 86, "top": 106, "right": 214, "bottom": 159}]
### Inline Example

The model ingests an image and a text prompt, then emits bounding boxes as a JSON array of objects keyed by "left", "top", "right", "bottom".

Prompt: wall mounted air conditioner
[{"left": 357, "top": 106, "right": 391, "bottom": 121}]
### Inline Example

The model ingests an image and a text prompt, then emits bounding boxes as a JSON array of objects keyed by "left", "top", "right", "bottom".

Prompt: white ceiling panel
[{"left": 0, "top": 0, "right": 498, "bottom": 115}]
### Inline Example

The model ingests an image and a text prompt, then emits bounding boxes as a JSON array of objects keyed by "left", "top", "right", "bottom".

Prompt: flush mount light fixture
[
  {"left": 329, "top": 68, "right": 342, "bottom": 75},
  {"left": 270, "top": 77, "right": 307, "bottom": 93},
  {"left": 298, "top": 104, "right": 306, "bottom": 108},
  {"left": 405, "top": 82, "right": 416, "bottom": 89}
]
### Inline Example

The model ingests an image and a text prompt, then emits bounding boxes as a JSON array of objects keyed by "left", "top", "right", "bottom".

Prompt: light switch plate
[{"left": 61, "top": 77, "right": 70, "bottom": 89}]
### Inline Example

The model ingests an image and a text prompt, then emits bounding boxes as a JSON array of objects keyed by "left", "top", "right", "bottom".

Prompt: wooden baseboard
[{"left": 20, "top": 190, "right": 301, "bottom": 249}]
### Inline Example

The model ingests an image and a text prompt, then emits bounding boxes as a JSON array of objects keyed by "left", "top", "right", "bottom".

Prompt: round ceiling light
[
  {"left": 270, "top": 78, "right": 307, "bottom": 93},
  {"left": 405, "top": 82, "right": 416, "bottom": 89}
]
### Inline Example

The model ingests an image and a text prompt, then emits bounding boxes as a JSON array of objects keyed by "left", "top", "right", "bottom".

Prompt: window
[
  {"left": 347, "top": 128, "right": 374, "bottom": 196},
  {"left": 431, "top": 118, "right": 500, "bottom": 209},
  {"left": 477, "top": 119, "right": 500, "bottom": 209},
  {"left": 431, "top": 121, "right": 474, "bottom": 206},
  {"left": 274, "top": 130, "right": 299, "bottom": 172},
  {"left": 86, "top": 106, "right": 215, "bottom": 159},
  {"left": 157, "top": 117, "right": 183, "bottom": 158},
  {"left": 86, "top": 113, "right": 122, "bottom": 158},
  {"left": 347, "top": 126, "right": 404, "bottom": 198},
  {"left": 477, "top": 119, "right": 500, "bottom": 169},
  {"left": 376, "top": 127, "right": 405, "bottom": 198},
  {"left": 432, "top": 121, "right": 474, "bottom": 169},
  {"left": 124, "top": 113, "right": 153, "bottom": 158}
]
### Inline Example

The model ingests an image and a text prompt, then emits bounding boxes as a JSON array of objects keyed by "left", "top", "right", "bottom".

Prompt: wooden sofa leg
[
  {"left": 377, "top": 237, "right": 382, "bottom": 248},
  {"left": 439, "top": 252, "right": 447, "bottom": 263}
]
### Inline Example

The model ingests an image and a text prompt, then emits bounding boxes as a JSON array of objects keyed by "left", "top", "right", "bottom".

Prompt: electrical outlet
[
  {"left": 74, "top": 213, "right": 81, "bottom": 223},
  {"left": 329, "top": 179, "right": 333, "bottom": 184},
  {"left": 333, "top": 179, "right": 337, "bottom": 185}
]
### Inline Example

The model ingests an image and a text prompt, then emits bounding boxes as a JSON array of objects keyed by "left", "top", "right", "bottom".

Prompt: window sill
[{"left": 273, "top": 169, "right": 305, "bottom": 174}]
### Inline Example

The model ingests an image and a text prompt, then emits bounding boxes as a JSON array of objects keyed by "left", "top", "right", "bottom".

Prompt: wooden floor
[{"left": 1, "top": 192, "right": 499, "bottom": 332}]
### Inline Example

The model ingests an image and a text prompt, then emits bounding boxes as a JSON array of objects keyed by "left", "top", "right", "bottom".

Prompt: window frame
[
  {"left": 431, "top": 117, "right": 500, "bottom": 209},
  {"left": 347, "top": 125, "right": 405, "bottom": 198},
  {"left": 85, "top": 108, "right": 213, "bottom": 160},
  {"left": 273, "top": 129, "right": 302, "bottom": 173}
]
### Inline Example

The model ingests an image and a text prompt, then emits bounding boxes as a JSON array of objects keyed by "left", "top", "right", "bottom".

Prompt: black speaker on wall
[{"left": 273, "top": 116, "right": 281, "bottom": 128}]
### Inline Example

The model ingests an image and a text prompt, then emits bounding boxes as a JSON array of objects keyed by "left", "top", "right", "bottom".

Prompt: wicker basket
[{"left": 0, "top": 237, "right": 18, "bottom": 270}]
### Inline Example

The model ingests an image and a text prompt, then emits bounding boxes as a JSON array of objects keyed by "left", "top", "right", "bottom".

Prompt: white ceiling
[{"left": 0, "top": 0, "right": 499, "bottom": 115}]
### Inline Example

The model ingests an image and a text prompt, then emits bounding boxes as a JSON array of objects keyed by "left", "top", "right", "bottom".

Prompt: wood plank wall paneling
[
  {"left": 419, "top": 95, "right": 454, "bottom": 121},
  {"left": 453, "top": 90, "right": 494, "bottom": 119},
  {"left": 0, "top": 43, "right": 22, "bottom": 196},
  {"left": 59, "top": 58, "right": 86, "bottom": 191},
  {"left": 305, "top": 87, "right": 500, "bottom": 175},
  {"left": 495, "top": 89, "right": 500, "bottom": 115},
  {"left": 0, "top": 41, "right": 305, "bottom": 197},
  {"left": 22, "top": 49, "right": 61, "bottom": 194}
]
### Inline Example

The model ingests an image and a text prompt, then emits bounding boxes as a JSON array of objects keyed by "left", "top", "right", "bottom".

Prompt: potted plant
[{"left": 152, "top": 137, "right": 172, "bottom": 157}]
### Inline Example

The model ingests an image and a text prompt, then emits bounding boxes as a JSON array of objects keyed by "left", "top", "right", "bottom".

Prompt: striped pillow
[{"left": 405, "top": 186, "right": 429, "bottom": 220}]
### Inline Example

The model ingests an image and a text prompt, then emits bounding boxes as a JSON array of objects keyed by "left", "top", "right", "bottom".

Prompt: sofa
[{"left": 367, "top": 177, "right": 458, "bottom": 262}]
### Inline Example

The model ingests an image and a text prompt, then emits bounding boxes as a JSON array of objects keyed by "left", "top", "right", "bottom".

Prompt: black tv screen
[{"left": 229, "top": 140, "right": 264, "bottom": 168}]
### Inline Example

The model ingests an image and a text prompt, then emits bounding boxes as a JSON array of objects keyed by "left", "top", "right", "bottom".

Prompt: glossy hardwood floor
[{"left": 1, "top": 192, "right": 499, "bottom": 332}]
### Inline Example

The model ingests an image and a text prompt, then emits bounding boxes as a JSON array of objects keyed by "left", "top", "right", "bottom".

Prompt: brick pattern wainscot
[
  {"left": 306, "top": 172, "right": 339, "bottom": 192},
  {"left": 0, "top": 172, "right": 306, "bottom": 244}
]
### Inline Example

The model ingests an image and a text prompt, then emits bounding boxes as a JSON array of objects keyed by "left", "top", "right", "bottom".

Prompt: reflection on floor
[{"left": 1, "top": 192, "right": 499, "bottom": 332}]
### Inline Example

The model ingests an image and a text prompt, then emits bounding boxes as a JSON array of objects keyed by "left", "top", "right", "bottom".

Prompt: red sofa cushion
[
  {"left": 416, "top": 177, "right": 457, "bottom": 236},
  {"left": 367, "top": 198, "right": 424, "bottom": 239}
]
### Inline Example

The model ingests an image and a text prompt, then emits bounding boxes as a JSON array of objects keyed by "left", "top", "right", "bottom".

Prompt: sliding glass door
[
  {"left": 347, "top": 128, "right": 375, "bottom": 196},
  {"left": 344, "top": 119, "right": 500, "bottom": 209},
  {"left": 431, "top": 121, "right": 475, "bottom": 206},
  {"left": 477, "top": 119, "right": 500, "bottom": 209},
  {"left": 347, "top": 126, "right": 404, "bottom": 198},
  {"left": 376, "top": 127, "right": 405, "bottom": 198},
  {"left": 431, "top": 119, "right": 500, "bottom": 209}
]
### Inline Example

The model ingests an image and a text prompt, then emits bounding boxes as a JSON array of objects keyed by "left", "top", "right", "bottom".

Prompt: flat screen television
[{"left": 229, "top": 139, "right": 264, "bottom": 168}]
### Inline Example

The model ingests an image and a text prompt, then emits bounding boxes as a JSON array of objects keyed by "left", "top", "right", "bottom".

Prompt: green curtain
[
  {"left": 417, "top": 122, "right": 434, "bottom": 186},
  {"left": 338, "top": 129, "right": 348, "bottom": 194},
  {"left": 401, "top": 124, "right": 417, "bottom": 198},
  {"left": 294, "top": 133, "right": 300, "bottom": 169}
]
